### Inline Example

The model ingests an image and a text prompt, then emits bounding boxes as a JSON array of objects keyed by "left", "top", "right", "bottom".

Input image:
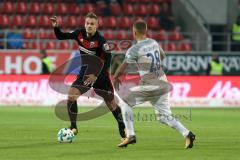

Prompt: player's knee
[{"left": 68, "top": 95, "right": 77, "bottom": 102}]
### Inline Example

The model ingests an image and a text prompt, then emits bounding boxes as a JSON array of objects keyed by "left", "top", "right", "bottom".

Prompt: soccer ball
[{"left": 57, "top": 128, "right": 75, "bottom": 143}]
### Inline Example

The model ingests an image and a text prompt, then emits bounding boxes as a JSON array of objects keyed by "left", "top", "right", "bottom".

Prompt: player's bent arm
[{"left": 113, "top": 60, "right": 128, "bottom": 80}]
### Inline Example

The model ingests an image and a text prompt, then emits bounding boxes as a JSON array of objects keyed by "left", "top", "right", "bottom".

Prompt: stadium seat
[
  {"left": 73, "top": 43, "right": 79, "bottom": 50},
  {"left": 38, "top": 29, "right": 48, "bottom": 39},
  {"left": 56, "top": 3, "right": 68, "bottom": 15},
  {"left": 148, "top": 30, "right": 166, "bottom": 41},
  {"left": 48, "top": 32, "right": 56, "bottom": 39},
  {"left": 147, "top": 17, "right": 159, "bottom": 29},
  {"left": 76, "top": 16, "right": 85, "bottom": 27},
  {"left": 2, "top": 2, "right": 14, "bottom": 14},
  {"left": 123, "top": 4, "right": 134, "bottom": 15},
  {"left": 58, "top": 41, "right": 70, "bottom": 49},
  {"left": 103, "top": 17, "right": 117, "bottom": 28},
  {"left": 168, "top": 30, "right": 183, "bottom": 41},
  {"left": 29, "top": 2, "right": 41, "bottom": 14},
  {"left": 111, "top": 4, "right": 122, "bottom": 15},
  {"left": 38, "top": 15, "right": 50, "bottom": 28},
  {"left": 23, "top": 28, "right": 36, "bottom": 39},
  {"left": 163, "top": 43, "right": 177, "bottom": 51},
  {"left": 69, "top": 4, "right": 81, "bottom": 15},
  {"left": 45, "top": 41, "right": 56, "bottom": 49},
  {"left": 104, "top": 30, "right": 115, "bottom": 40},
  {"left": 0, "top": 15, "right": 10, "bottom": 27},
  {"left": 125, "top": 0, "right": 139, "bottom": 3},
  {"left": 140, "top": 0, "right": 149, "bottom": 2},
  {"left": 178, "top": 42, "right": 193, "bottom": 52},
  {"left": 82, "top": 4, "right": 95, "bottom": 14},
  {"left": 149, "top": 4, "right": 161, "bottom": 15},
  {"left": 16, "top": 2, "right": 28, "bottom": 14},
  {"left": 66, "top": 16, "right": 78, "bottom": 28},
  {"left": 116, "top": 30, "right": 130, "bottom": 40},
  {"left": 26, "top": 15, "right": 37, "bottom": 27},
  {"left": 42, "top": 3, "right": 55, "bottom": 14},
  {"left": 11, "top": 15, "right": 25, "bottom": 27},
  {"left": 135, "top": 4, "right": 147, "bottom": 15},
  {"left": 32, "top": 41, "right": 44, "bottom": 49},
  {"left": 118, "top": 17, "right": 132, "bottom": 29},
  {"left": 152, "top": 0, "right": 165, "bottom": 3}
]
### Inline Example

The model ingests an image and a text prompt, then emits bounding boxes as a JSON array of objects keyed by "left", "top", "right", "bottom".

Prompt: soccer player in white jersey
[{"left": 113, "top": 20, "right": 195, "bottom": 149}]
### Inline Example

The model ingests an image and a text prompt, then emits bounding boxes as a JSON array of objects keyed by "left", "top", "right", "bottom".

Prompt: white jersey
[{"left": 125, "top": 38, "right": 165, "bottom": 78}]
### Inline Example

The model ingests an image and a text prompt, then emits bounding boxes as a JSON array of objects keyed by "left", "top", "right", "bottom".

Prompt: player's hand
[
  {"left": 50, "top": 16, "right": 59, "bottom": 27},
  {"left": 84, "top": 74, "right": 97, "bottom": 86},
  {"left": 112, "top": 78, "right": 122, "bottom": 90}
]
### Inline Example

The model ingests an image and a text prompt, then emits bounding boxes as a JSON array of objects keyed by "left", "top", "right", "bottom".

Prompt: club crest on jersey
[
  {"left": 90, "top": 41, "right": 95, "bottom": 48},
  {"left": 103, "top": 43, "right": 110, "bottom": 51}
]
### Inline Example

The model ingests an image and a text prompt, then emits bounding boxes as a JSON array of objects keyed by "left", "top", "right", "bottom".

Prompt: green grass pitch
[{"left": 0, "top": 107, "right": 240, "bottom": 160}]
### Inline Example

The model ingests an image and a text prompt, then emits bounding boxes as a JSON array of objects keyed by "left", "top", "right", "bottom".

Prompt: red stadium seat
[
  {"left": 45, "top": 41, "right": 56, "bottom": 49},
  {"left": 38, "top": 29, "right": 48, "bottom": 39},
  {"left": 126, "top": 0, "right": 139, "bottom": 3},
  {"left": 111, "top": 4, "right": 122, "bottom": 15},
  {"left": 23, "top": 28, "right": 36, "bottom": 39},
  {"left": 29, "top": 3, "right": 41, "bottom": 14},
  {"left": 103, "top": 17, "right": 117, "bottom": 28},
  {"left": 0, "top": 15, "right": 10, "bottom": 27},
  {"left": 82, "top": 4, "right": 95, "bottom": 14},
  {"left": 104, "top": 30, "right": 115, "bottom": 40},
  {"left": 168, "top": 30, "right": 183, "bottom": 41},
  {"left": 69, "top": 4, "right": 81, "bottom": 15},
  {"left": 149, "top": 4, "right": 161, "bottom": 15},
  {"left": 163, "top": 43, "right": 177, "bottom": 51},
  {"left": 2, "top": 2, "right": 14, "bottom": 14},
  {"left": 76, "top": 16, "right": 85, "bottom": 27},
  {"left": 26, "top": 15, "right": 37, "bottom": 27},
  {"left": 135, "top": 4, "right": 147, "bottom": 15},
  {"left": 43, "top": 3, "right": 55, "bottom": 14},
  {"left": 38, "top": 15, "right": 50, "bottom": 28},
  {"left": 58, "top": 41, "right": 70, "bottom": 49},
  {"left": 178, "top": 42, "right": 193, "bottom": 52},
  {"left": 123, "top": 4, "right": 134, "bottom": 15},
  {"left": 152, "top": 0, "right": 165, "bottom": 3},
  {"left": 118, "top": 17, "right": 132, "bottom": 29},
  {"left": 48, "top": 32, "right": 56, "bottom": 39},
  {"left": 73, "top": 43, "right": 79, "bottom": 50},
  {"left": 56, "top": 3, "right": 68, "bottom": 15},
  {"left": 147, "top": 17, "right": 159, "bottom": 29},
  {"left": 32, "top": 41, "right": 44, "bottom": 49},
  {"left": 148, "top": 30, "right": 167, "bottom": 41},
  {"left": 16, "top": 2, "right": 28, "bottom": 14},
  {"left": 140, "top": 0, "right": 149, "bottom": 2},
  {"left": 11, "top": 15, "right": 25, "bottom": 27},
  {"left": 116, "top": 30, "right": 130, "bottom": 40},
  {"left": 67, "top": 16, "right": 78, "bottom": 28},
  {"left": 23, "top": 42, "right": 31, "bottom": 49}
]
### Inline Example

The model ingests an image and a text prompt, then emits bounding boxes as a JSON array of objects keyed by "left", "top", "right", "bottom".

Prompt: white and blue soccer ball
[{"left": 57, "top": 128, "right": 75, "bottom": 143}]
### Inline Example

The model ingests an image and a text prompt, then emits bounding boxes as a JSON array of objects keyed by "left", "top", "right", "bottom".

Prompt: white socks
[{"left": 155, "top": 110, "right": 189, "bottom": 137}]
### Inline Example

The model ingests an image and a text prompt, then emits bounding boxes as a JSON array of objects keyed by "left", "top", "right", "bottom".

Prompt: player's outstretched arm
[{"left": 50, "top": 16, "right": 79, "bottom": 40}]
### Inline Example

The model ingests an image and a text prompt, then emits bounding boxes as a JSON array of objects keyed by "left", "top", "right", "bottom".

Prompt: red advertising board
[
  {"left": 0, "top": 75, "right": 239, "bottom": 107},
  {"left": 0, "top": 51, "right": 71, "bottom": 74}
]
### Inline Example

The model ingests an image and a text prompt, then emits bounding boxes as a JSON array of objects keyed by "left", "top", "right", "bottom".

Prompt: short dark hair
[
  {"left": 85, "top": 12, "right": 98, "bottom": 20},
  {"left": 133, "top": 20, "right": 147, "bottom": 34}
]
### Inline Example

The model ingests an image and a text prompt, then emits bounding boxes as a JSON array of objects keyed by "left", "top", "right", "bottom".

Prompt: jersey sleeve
[
  {"left": 54, "top": 27, "right": 80, "bottom": 40},
  {"left": 159, "top": 45, "right": 166, "bottom": 60},
  {"left": 125, "top": 47, "right": 138, "bottom": 63},
  {"left": 98, "top": 38, "right": 112, "bottom": 75}
]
